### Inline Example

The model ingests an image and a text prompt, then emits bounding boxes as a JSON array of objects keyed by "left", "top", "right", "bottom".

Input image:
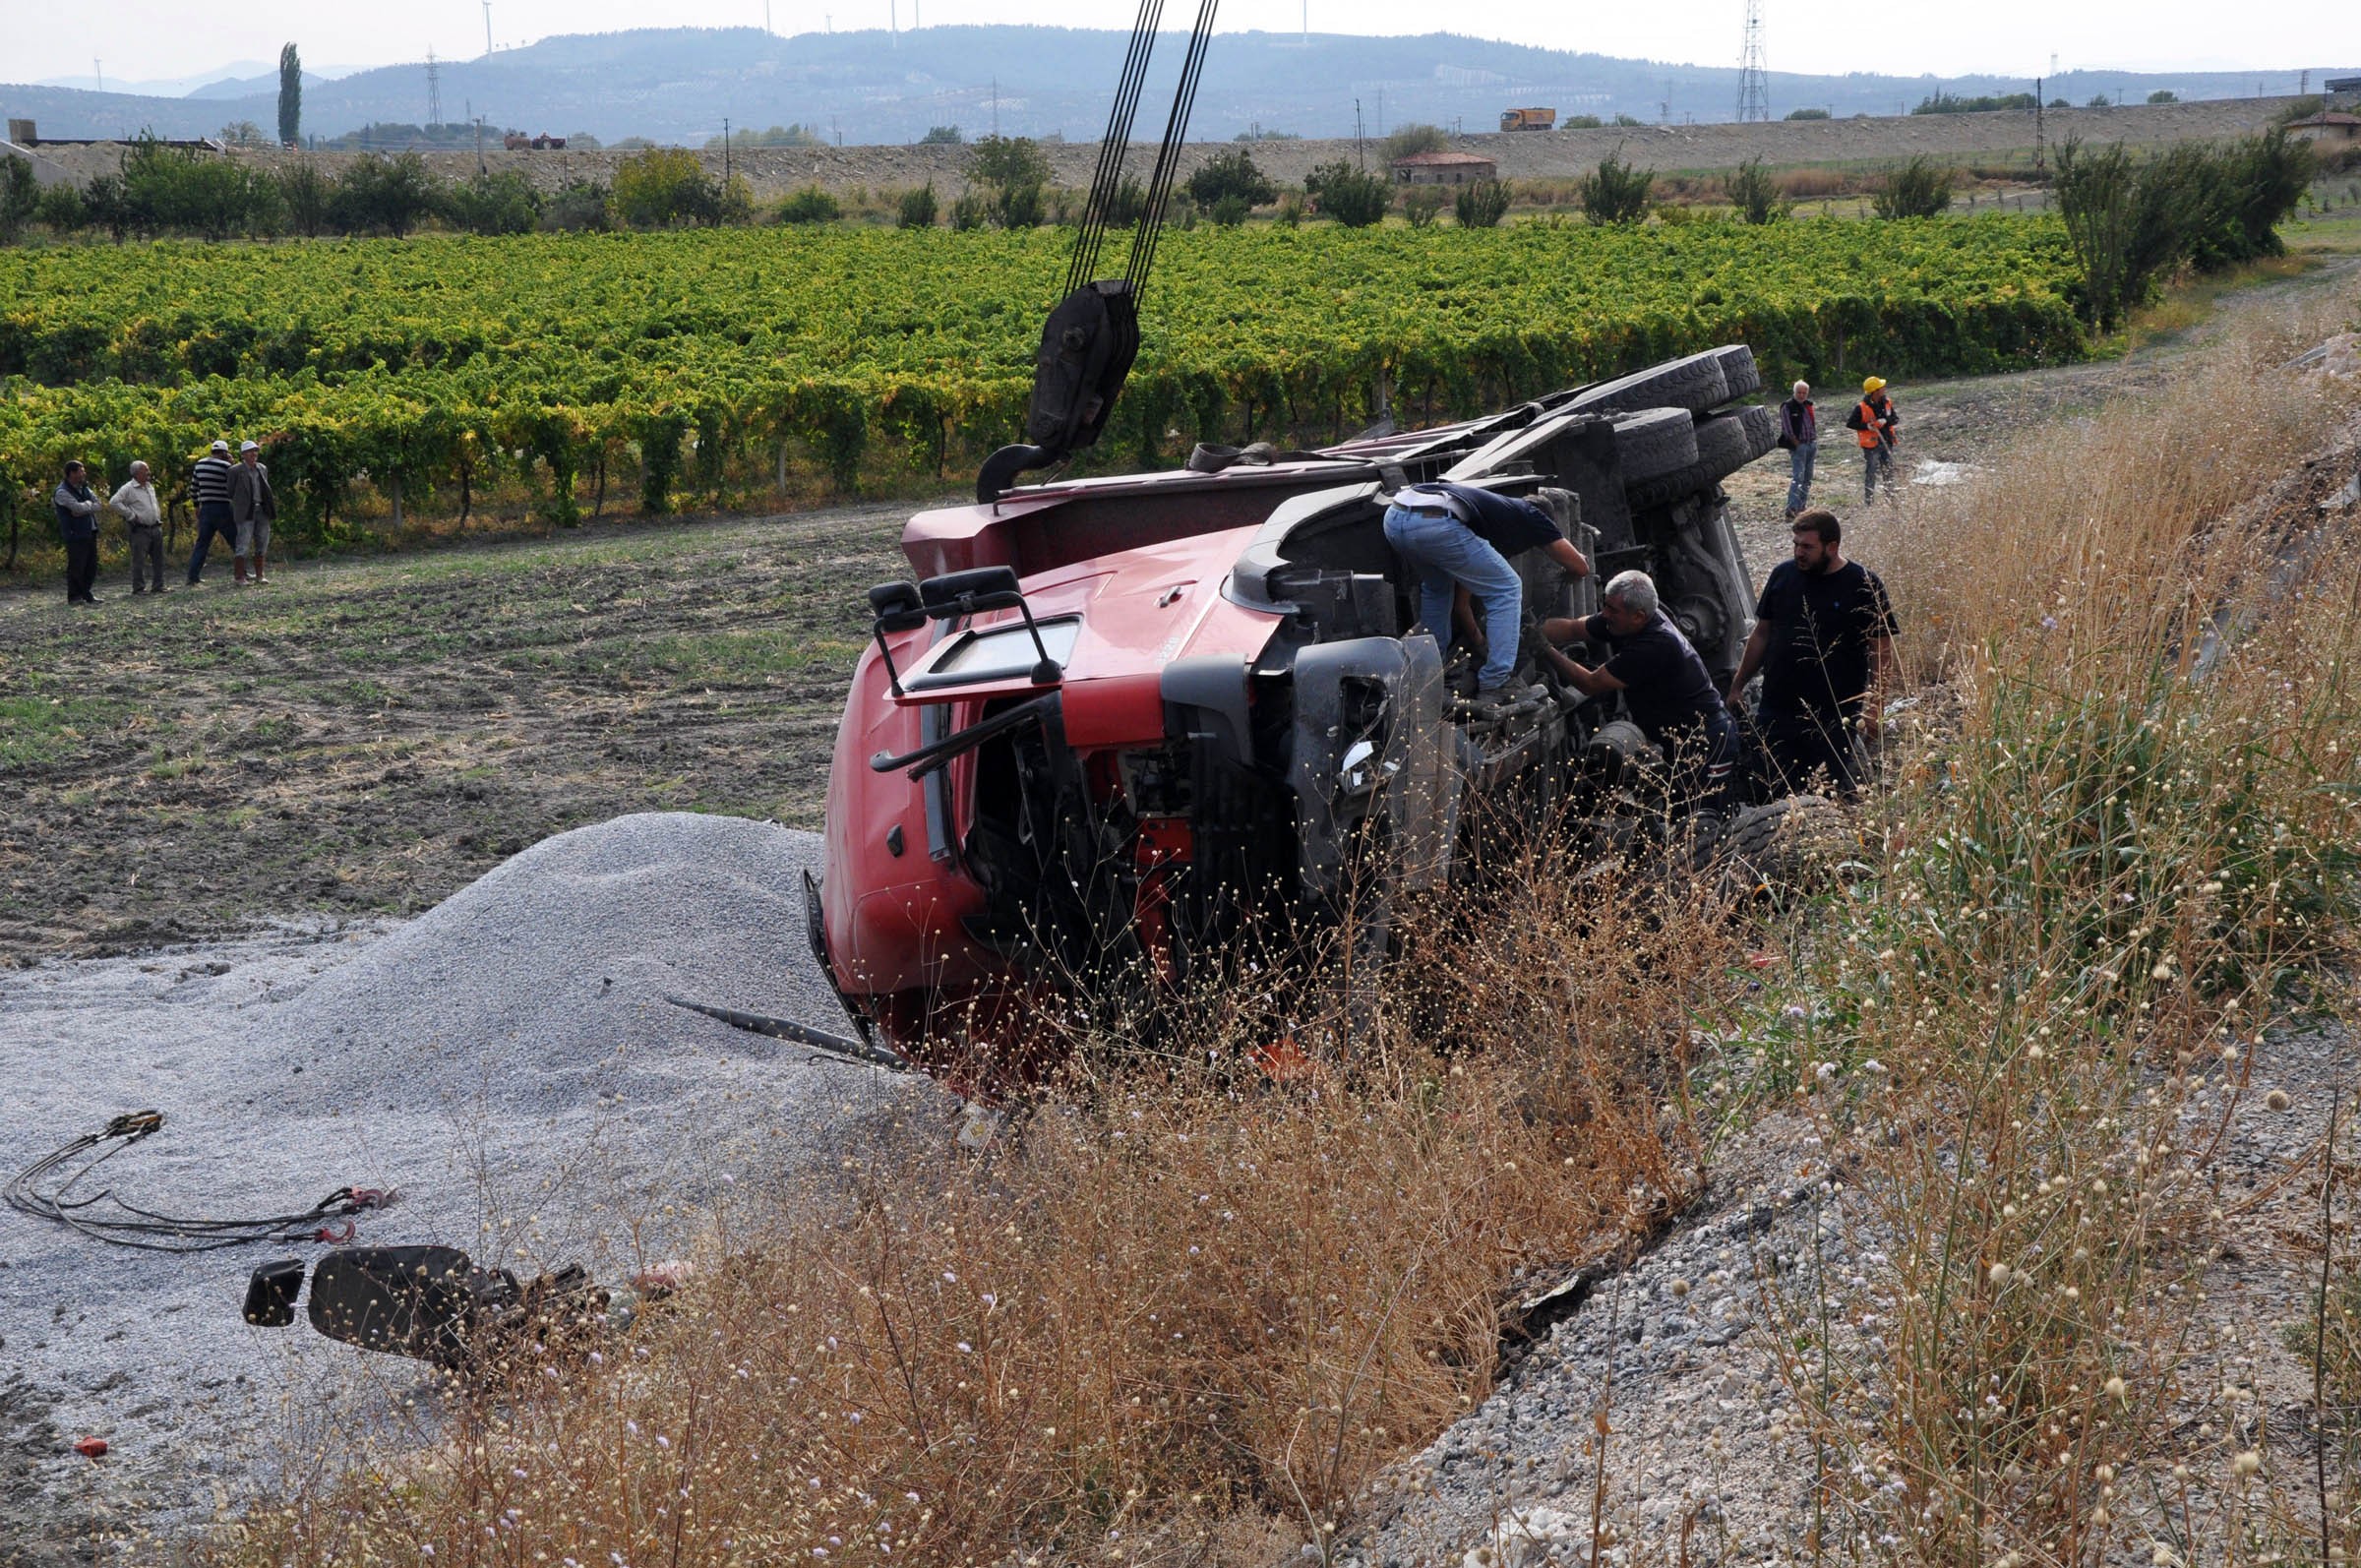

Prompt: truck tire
[
  {"left": 1712, "top": 793, "right": 1854, "bottom": 896},
  {"left": 1572, "top": 350, "right": 1730, "bottom": 417},
  {"left": 1712, "top": 344, "right": 1763, "bottom": 401},
  {"left": 1625, "top": 406, "right": 1780, "bottom": 510},
  {"left": 1610, "top": 407, "right": 1699, "bottom": 485}
]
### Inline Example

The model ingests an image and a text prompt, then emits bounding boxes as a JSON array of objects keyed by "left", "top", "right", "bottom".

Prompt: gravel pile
[{"left": 0, "top": 813, "right": 928, "bottom": 1561}]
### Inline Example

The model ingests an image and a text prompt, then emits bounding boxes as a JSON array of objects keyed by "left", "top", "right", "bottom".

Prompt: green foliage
[
  {"left": 1785, "top": 107, "right": 1831, "bottom": 120},
  {"left": 2053, "top": 130, "right": 2318, "bottom": 328},
  {"left": 217, "top": 120, "right": 268, "bottom": 148},
  {"left": 443, "top": 170, "right": 542, "bottom": 236},
  {"left": 2147, "top": 90, "right": 2179, "bottom": 104},
  {"left": 2087, "top": 93, "right": 2112, "bottom": 108},
  {"left": 1210, "top": 192, "right": 1251, "bottom": 227},
  {"left": 967, "top": 135, "right": 1050, "bottom": 193},
  {"left": 1611, "top": 114, "right": 1644, "bottom": 128},
  {"left": 330, "top": 152, "right": 439, "bottom": 237},
  {"left": 276, "top": 42, "right": 301, "bottom": 147},
  {"left": 611, "top": 148, "right": 721, "bottom": 228},
  {"left": 277, "top": 160, "right": 332, "bottom": 236},
  {"left": 0, "top": 155, "right": 36, "bottom": 244},
  {"left": 1183, "top": 150, "right": 1275, "bottom": 215},
  {"left": 1913, "top": 91, "right": 2036, "bottom": 114},
  {"left": 1561, "top": 114, "right": 1604, "bottom": 130},
  {"left": 2275, "top": 96, "right": 2327, "bottom": 125},
  {"left": 1872, "top": 155, "right": 1955, "bottom": 219},
  {"left": 118, "top": 134, "right": 271, "bottom": 240},
  {"left": 544, "top": 180, "right": 612, "bottom": 232},
  {"left": 1401, "top": 186, "right": 1444, "bottom": 228},
  {"left": 1578, "top": 150, "right": 1654, "bottom": 225},
  {"left": 1304, "top": 160, "right": 1390, "bottom": 227},
  {"left": 995, "top": 180, "right": 1046, "bottom": 230},
  {"left": 1726, "top": 155, "right": 1786, "bottom": 224},
  {"left": 919, "top": 125, "right": 963, "bottom": 146},
  {"left": 712, "top": 124, "right": 822, "bottom": 149},
  {"left": 948, "top": 191, "right": 991, "bottom": 231},
  {"left": 896, "top": 182, "right": 938, "bottom": 228},
  {"left": 777, "top": 185, "right": 843, "bottom": 225},
  {"left": 1101, "top": 174, "right": 1150, "bottom": 228},
  {"left": 33, "top": 181, "right": 84, "bottom": 233},
  {"left": 1380, "top": 124, "right": 1448, "bottom": 160},
  {"left": 1452, "top": 178, "right": 1512, "bottom": 228}
]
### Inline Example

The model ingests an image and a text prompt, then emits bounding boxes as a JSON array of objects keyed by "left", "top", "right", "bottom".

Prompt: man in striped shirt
[{"left": 187, "top": 439, "right": 237, "bottom": 585}]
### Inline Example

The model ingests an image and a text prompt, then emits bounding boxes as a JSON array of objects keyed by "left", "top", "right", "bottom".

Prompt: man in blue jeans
[
  {"left": 1779, "top": 380, "right": 1818, "bottom": 518},
  {"left": 1381, "top": 480, "right": 1590, "bottom": 702},
  {"left": 186, "top": 438, "right": 237, "bottom": 585}
]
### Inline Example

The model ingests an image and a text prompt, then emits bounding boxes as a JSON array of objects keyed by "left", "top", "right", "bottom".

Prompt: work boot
[
  {"left": 254, "top": 552, "right": 270, "bottom": 585},
  {"left": 233, "top": 558, "right": 249, "bottom": 585}
]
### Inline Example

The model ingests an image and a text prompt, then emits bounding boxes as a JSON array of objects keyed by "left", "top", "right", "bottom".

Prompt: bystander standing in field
[
  {"left": 1846, "top": 376, "right": 1900, "bottom": 505},
  {"left": 53, "top": 459, "right": 103, "bottom": 607},
  {"left": 229, "top": 440, "right": 277, "bottom": 586},
  {"left": 1725, "top": 509, "right": 1897, "bottom": 798},
  {"left": 1778, "top": 380, "right": 1818, "bottom": 518},
  {"left": 187, "top": 439, "right": 236, "bottom": 585},
  {"left": 1540, "top": 571, "right": 1738, "bottom": 809},
  {"left": 110, "top": 460, "right": 166, "bottom": 596}
]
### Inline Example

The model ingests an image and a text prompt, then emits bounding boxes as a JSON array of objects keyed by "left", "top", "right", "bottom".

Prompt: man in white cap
[
  {"left": 110, "top": 460, "right": 166, "bottom": 594},
  {"left": 187, "top": 439, "right": 236, "bottom": 584},
  {"left": 228, "top": 439, "right": 277, "bottom": 586}
]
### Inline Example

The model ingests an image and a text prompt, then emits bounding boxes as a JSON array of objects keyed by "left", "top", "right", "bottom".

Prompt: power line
[
  {"left": 426, "top": 48, "right": 442, "bottom": 128},
  {"left": 1734, "top": 0, "right": 1769, "bottom": 123}
]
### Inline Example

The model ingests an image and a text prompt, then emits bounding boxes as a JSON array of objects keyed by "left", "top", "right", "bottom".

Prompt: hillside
[{"left": 4, "top": 25, "right": 2354, "bottom": 147}]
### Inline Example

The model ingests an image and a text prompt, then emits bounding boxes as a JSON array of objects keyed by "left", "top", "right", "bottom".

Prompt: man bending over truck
[
  {"left": 1382, "top": 480, "right": 1591, "bottom": 704},
  {"left": 1541, "top": 570, "right": 1739, "bottom": 810}
]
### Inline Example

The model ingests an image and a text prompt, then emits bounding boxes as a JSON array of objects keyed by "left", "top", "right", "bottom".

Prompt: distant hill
[{"left": 5, "top": 26, "right": 2352, "bottom": 147}]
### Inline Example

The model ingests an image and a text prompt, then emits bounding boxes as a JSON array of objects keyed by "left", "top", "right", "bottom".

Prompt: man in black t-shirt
[
  {"left": 1541, "top": 571, "right": 1738, "bottom": 808},
  {"left": 1726, "top": 510, "right": 1898, "bottom": 797}
]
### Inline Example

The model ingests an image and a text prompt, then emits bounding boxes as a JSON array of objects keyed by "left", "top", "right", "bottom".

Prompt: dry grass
[{"left": 1745, "top": 284, "right": 2361, "bottom": 1559}]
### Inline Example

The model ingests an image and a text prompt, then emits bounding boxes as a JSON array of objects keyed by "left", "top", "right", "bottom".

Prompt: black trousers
[
  {"left": 1760, "top": 708, "right": 1867, "bottom": 798},
  {"left": 188, "top": 503, "right": 233, "bottom": 583},
  {"left": 64, "top": 538, "right": 98, "bottom": 603}
]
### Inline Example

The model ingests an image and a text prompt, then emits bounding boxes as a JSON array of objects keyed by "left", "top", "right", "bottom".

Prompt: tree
[
  {"left": 1304, "top": 159, "right": 1390, "bottom": 227},
  {"left": 1381, "top": 123, "right": 1448, "bottom": 160},
  {"left": 2087, "top": 93, "right": 2112, "bottom": 108},
  {"left": 919, "top": 125, "right": 962, "bottom": 145},
  {"left": 444, "top": 169, "right": 541, "bottom": 234},
  {"left": 332, "top": 152, "right": 440, "bottom": 237},
  {"left": 2148, "top": 90, "right": 2179, "bottom": 104},
  {"left": 277, "top": 43, "right": 301, "bottom": 148},
  {"left": 611, "top": 148, "right": 720, "bottom": 228},
  {"left": 897, "top": 182, "right": 938, "bottom": 227},
  {"left": 1871, "top": 154, "right": 1954, "bottom": 219},
  {"left": 1183, "top": 149, "right": 1275, "bottom": 215},
  {"left": 1401, "top": 186, "right": 1444, "bottom": 228},
  {"left": 545, "top": 180, "right": 612, "bottom": 231},
  {"left": 217, "top": 120, "right": 268, "bottom": 148},
  {"left": 0, "top": 154, "right": 38, "bottom": 243},
  {"left": 277, "top": 159, "right": 332, "bottom": 236},
  {"left": 1578, "top": 149, "right": 1654, "bottom": 224},
  {"left": 1785, "top": 107, "right": 1830, "bottom": 120},
  {"left": 968, "top": 135, "right": 1050, "bottom": 192},
  {"left": 1453, "top": 178, "right": 1512, "bottom": 227},
  {"left": 1726, "top": 155, "right": 1786, "bottom": 224},
  {"left": 778, "top": 185, "right": 842, "bottom": 224}
]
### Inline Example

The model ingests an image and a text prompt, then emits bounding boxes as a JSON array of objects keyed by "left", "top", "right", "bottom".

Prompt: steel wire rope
[
  {"left": 1124, "top": 0, "right": 1220, "bottom": 299},
  {"left": 1065, "top": 0, "right": 1168, "bottom": 298}
]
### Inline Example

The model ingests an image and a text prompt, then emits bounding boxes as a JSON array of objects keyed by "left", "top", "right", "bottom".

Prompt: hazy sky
[{"left": 18, "top": 0, "right": 2358, "bottom": 89}]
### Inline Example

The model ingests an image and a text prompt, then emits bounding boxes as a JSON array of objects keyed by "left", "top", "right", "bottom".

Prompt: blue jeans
[
  {"left": 188, "top": 502, "right": 233, "bottom": 582},
  {"left": 1786, "top": 441, "right": 1817, "bottom": 515},
  {"left": 1383, "top": 504, "right": 1522, "bottom": 689}
]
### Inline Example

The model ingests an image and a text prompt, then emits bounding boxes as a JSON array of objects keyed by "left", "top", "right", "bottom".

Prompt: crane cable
[
  {"left": 1061, "top": 0, "right": 1221, "bottom": 307},
  {"left": 4, "top": 1111, "right": 395, "bottom": 1254}
]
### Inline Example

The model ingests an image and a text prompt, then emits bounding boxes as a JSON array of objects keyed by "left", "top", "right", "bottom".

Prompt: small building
[
  {"left": 2284, "top": 111, "right": 2361, "bottom": 147},
  {"left": 1391, "top": 151, "right": 1498, "bottom": 186},
  {"left": 2326, "top": 76, "right": 2360, "bottom": 108}
]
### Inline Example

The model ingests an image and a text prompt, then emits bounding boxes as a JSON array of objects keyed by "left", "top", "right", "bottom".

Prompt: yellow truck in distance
[{"left": 1499, "top": 107, "right": 1557, "bottom": 131}]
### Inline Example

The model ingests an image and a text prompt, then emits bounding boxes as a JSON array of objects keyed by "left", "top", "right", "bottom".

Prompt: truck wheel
[
  {"left": 1572, "top": 350, "right": 1731, "bottom": 417},
  {"left": 1624, "top": 406, "right": 1781, "bottom": 509},
  {"left": 1610, "top": 407, "right": 1700, "bottom": 484},
  {"left": 1712, "top": 793, "right": 1855, "bottom": 896},
  {"left": 1712, "top": 344, "right": 1763, "bottom": 401}
]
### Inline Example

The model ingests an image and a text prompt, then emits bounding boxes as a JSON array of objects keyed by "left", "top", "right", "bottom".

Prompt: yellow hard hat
[{"left": 1862, "top": 376, "right": 1886, "bottom": 394}]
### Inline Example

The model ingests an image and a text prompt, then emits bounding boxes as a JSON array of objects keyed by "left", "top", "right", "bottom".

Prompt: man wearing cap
[
  {"left": 1845, "top": 377, "right": 1899, "bottom": 504},
  {"left": 187, "top": 439, "right": 237, "bottom": 584},
  {"left": 228, "top": 440, "right": 277, "bottom": 586},
  {"left": 1539, "top": 570, "right": 1739, "bottom": 810},
  {"left": 109, "top": 460, "right": 166, "bottom": 595},
  {"left": 1777, "top": 380, "right": 1818, "bottom": 519},
  {"left": 1381, "top": 479, "right": 1591, "bottom": 703},
  {"left": 53, "top": 458, "right": 103, "bottom": 606}
]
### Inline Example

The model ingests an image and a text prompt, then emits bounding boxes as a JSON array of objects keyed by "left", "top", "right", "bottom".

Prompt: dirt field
[
  {"left": 4, "top": 250, "right": 2354, "bottom": 970},
  {"left": 22, "top": 93, "right": 2325, "bottom": 202}
]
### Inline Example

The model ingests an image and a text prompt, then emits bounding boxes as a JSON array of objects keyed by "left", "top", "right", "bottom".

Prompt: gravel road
[{"left": 0, "top": 812, "right": 933, "bottom": 1565}]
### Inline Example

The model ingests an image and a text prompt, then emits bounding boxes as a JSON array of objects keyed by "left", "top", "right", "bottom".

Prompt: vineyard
[{"left": 0, "top": 218, "right": 2086, "bottom": 547}]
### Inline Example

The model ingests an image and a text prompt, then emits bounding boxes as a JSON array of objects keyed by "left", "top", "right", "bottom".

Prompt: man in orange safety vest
[{"left": 1845, "top": 376, "right": 1900, "bottom": 504}]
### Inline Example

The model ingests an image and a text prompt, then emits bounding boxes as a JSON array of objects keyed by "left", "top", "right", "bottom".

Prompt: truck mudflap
[{"left": 1285, "top": 633, "right": 1457, "bottom": 906}]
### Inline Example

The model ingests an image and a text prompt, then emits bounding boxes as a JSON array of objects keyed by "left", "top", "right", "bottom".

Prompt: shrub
[
  {"left": 1561, "top": 113, "right": 1604, "bottom": 129},
  {"left": 330, "top": 152, "right": 441, "bottom": 237},
  {"left": 1611, "top": 113, "right": 1645, "bottom": 127},
  {"left": 1273, "top": 190, "right": 1303, "bottom": 226},
  {"left": 948, "top": 191, "right": 991, "bottom": 231},
  {"left": 1578, "top": 148, "right": 1655, "bottom": 224},
  {"left": 2087, "top": 93, "right": 2112, "bottom": 108},
  {"left": 0, "top": 154, "right": 37, "bottom": 244},
  {"left": 1401, "top": 185, "right": 1444, "bottom": 228},
  {"left": 995, "top": 179, "right": 1045, "bottom": 229},
  {"left": 1209, "top": 191, "right": 1251, "bottom": 226},
  {"left": 443, "top": 170, "right": 541, "bottom": 235},
  {"left": 1786, "top": 106, "right": 1831, "bottom": 120},
  {"left": 34, "top": 181, "right": 85, "bottom": 233},
  {"left": 777, "top": 185, "right": 842, "bottom": 225},
  {"left": 896, "top": 181, "right": 938, "bottom": 228},
  {"left": 1304, "top": 159, "right": 1391, "bottom": 227},
  {"left": 1871, "top": 154, "right": 1954, "bottom": 219},
  {"left": 2148, "top": 89, "right": 2179, "bottom": 104},
  {"left": 1380, "top": 122, "right": 1448, "bottom": 160},
  {"left": 967, "top": 134, "right": 1050, "bottom": 193},
  {"left": 1182, "top": 149, "right": 1275, "bottom": 215},
  {"left": 1913, "top": 91, "right": 2036, "bottom": 114},
  {"left": 611, "top": 148, "right": 721, "bottom": 228},
  {"left": 1452, "top": 178, "right": 1512, "bottom": 227},
  {"left": 1726, "top": 154, "right": 1786, "bottom": 223},
  {"left": 543, "top": 180, "right": 612, "bottom": 232},
  {"left": 918, "top": 124, "right": 962, "bottom": 145},
  {"left": 277, "top": 160, "right": 332, "bottom": 237}
]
